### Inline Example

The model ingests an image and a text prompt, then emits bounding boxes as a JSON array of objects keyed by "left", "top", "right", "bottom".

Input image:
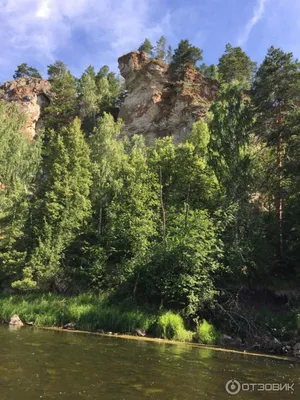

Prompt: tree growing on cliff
[
  {"left": 154, "top": 36, "right": 167, "bottom": 60},
  {"left": 199, "top": 63, "right": 219, "bottom": 80},
  {"left": 138, "top": 39, "right": 154, "bottom": 56},
  {"left": 13, "top": 63, "right": 42, "bottom": 79},
  {"left": 218, "top": 43, "right": 256, "bottom": 84},
  {"left": 166, "top": 45, "right": 173, "bottom": 64},
  {"left": 170, "top": 40, "right": 203, "bottom": 79}
]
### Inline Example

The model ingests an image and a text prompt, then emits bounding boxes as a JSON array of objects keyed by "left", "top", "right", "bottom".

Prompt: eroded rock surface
[
  {"left": 118, "top": 51, "right": 219, "bottom": 144},
  {"left": 9, "top": 315, "right": 24, "bottom": 326},
  {"left": 0, "top": 77, "right": 51, "bottom": 140}
]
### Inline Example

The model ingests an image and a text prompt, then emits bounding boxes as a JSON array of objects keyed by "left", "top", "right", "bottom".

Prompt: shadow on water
[{"left": 0, "top": 325, "right": 299, "bottom": 400}]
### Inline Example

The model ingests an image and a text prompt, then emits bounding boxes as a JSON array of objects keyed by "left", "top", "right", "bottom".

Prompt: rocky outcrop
[
  {"left": 0, "top": 77, "right": 51, "bottom": 140},
  {"left": 118, "top": 52, "right": 219, "bottom": 144}
]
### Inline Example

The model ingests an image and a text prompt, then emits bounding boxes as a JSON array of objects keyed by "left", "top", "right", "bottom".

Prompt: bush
[
  {"left": 195, "top": 319, "right": 219, "bottom": 344},
  {"left": 152, "top": 311, "right": 193, "bottom": 341}
]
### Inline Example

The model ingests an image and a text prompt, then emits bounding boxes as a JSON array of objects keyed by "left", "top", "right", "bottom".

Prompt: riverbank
[
  {"left": 0, "top": 293, "right": 193, "bottom": 341},
  {"left": 1, "top": 293, "right": 300, "bottom": 358},
  {"left": 38, "top": 326, "right": 298, "bottom": 362}
]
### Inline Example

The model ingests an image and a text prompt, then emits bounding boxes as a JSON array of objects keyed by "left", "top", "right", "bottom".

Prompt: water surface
[{"left": 0, "top": 325, "right": 299, "bottom": 399}]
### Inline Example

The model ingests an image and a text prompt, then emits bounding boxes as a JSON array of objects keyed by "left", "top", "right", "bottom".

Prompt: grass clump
[
  {"left": 152, "top": 311, "right": 193, "bottom": 341},
  {"left": 195, "top": 319, "right": 219, "bottom": 344}
]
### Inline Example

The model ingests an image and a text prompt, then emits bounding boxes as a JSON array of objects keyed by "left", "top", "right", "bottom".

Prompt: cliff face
[
  {"left": 0, "top": 78, "right": 51, "bottom": 140},
  {"left": 118, "top": 51, "right": 219, "bottom": 143}
]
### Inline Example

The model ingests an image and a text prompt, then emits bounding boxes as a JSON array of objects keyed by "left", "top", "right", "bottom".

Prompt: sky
[{"left": 0, "top": 0, "right": 299, "bottom": 82}]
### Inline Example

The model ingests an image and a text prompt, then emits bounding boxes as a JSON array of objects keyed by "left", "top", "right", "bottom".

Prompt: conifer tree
[
  {"left": 154, "top": 36, "right": 167, "bottom": 60},
  {"left": 218, "top": 43, "right": 256, "bottom": 84},
  {"left": 0, "top": 103, "right": 42, "bottom": 286},
  {"left": 252, "top": 47, "right": 300, "bottom": 259},
  {"left": 13, "top": 63, "right": 42, "bottom": 79},
  {"left": 12, "top": 118, "right": 92, "bottom": 290},
  {"left": 170, "top": 40, "right": 203, "bottom": 78},
  {"left": 166, "top": 45, "right": 173, "bottom": 64},
  {"left": 138, "top": 38, "right": 154, "bottom": 56},
  {"left": 44, "top": 61, "right": 78, "bottom": 131}
]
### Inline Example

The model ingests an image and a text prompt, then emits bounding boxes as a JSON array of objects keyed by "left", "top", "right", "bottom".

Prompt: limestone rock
[
  {"left": 118, "top": 51, "right": 219, "bottom": 144},
  {"left": 0, "top": 77, "right": 51, "bottom": 140},
  {"left": 9, "top": 315, "right": 24, "bottom": 326}
]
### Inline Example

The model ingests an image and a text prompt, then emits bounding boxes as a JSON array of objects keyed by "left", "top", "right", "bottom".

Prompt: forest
[{"left": 1, "top": 37, "right": 300, "bottom": 347}]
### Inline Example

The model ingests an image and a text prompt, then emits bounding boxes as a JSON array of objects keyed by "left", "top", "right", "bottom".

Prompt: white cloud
[
  {"left": 0, "top": 0, "right": 170, "bottom": 79},
  {"left": 238, "top": 0, "right": 268, "bottom": 46}
]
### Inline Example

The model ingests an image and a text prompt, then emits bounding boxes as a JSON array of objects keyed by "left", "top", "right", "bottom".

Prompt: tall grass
[
  {"left": 0, "top": 294, "right": 195, "bottom": 342},
  {"left": 195, "top": 319, "right": 219, "bottom": 344},
  {"left": 151, "top": 311, "right": 193, "bottom": 341},
  {"left": 0, "top": 293, "right": 155, "bottom": 333}
]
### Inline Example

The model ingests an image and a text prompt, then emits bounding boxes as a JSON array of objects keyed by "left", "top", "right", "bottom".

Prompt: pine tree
[
  {"left": 154, "top": 36, "right": 167, "bottom": 60},
  {"left": 13, "top": 63, "right": 42, "bottom": 79},
  {"left": 138, "top": 39, "right": 154, "bottom": 56},
  {"left": 252, "top": 47, "right": 300, "bottom": 259},
  {"left": 170, "top": 40, "right": 203, "bottom": 78},
  {"left": 166, "top": 45, "right": 173, "bottom": 64},
  {"left": 44, "top": 61, "right": 78, "bottom": 131},
  {"left": 218, "top": 43, "right": 256, "bottom": 84}
]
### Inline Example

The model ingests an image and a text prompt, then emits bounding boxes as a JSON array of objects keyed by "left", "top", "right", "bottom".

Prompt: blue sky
[{"left": 0, "top": 0, "right": 299, "bottom": 82}]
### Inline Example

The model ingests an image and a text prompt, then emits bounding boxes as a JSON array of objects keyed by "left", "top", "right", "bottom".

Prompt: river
[{"left": 0, "top": 325, "right": 299, "bottom": 399}]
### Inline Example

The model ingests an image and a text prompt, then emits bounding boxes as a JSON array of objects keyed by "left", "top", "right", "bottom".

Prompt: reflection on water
[{"left": 0, "top": 325, "right": 299, "bottom": 399}]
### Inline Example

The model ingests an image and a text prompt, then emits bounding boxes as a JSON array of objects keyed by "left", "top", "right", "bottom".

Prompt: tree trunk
[
  {"left": 184, "top": 183, "right": 191, "bottom": 230},
  {"left": 159, "top": 167, "right": 166, "bottom": 239},
  {"left": 133, "top": 272, "right": 140, "bottom": 300},
  {"left": 276, "top": 133, "right": 283, "bottom": 259},
  {"left": 98, "top": 206, "right": 103, "bottom": 235}
]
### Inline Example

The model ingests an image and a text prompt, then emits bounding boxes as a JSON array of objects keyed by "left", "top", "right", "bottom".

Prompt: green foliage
[
  {"left": 138, "top": 39, "right": 154, "bottom": 56},
  {"left": 152, "top": 312, "right": 193, "bottom": 341},
  {"left": 166, "top": 45, "right": 173, "bottom": 64},
  {"left": 154, "top": 36, "right": 167, "bottom": 60},
  {"left": 0, "top": 102, "right": 42, "bottom": 286},
  {"left": 44, "top": 61, "right": 78, "bottom": 130},
  {"left": 253, "top": 47, "right": 300, "bottom": 264},
  {"left": 3, "top": 43, "right": 300, "bottom": 340},
  {"left": 170, "top": 40, "right": 203, "bottom": 79},
  {"left": 12, "top": 118, "right": 92, "bottom": 291},
  {"left": 195, "top": 319, "right": 219, "bottom": 344},
  {"left": 79, "top": 66, "right": 99, "bottom": 120},
  {"left": 218, "top": 43, "right": 256, "bottom": 84},
  {"left": 13, "top": 63, "right": 41, "bottom": 79},
  {"left": 199, "top": 63, "right": 219, "bottom": 80}
]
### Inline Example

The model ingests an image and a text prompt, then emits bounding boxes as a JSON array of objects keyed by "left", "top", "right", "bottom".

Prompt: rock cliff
[
  {"left": 118, "top": 51, "right": 219, "bottom": 143},
  {"left": 0, "top": 78, "right": 51, "bottom": 140}
]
